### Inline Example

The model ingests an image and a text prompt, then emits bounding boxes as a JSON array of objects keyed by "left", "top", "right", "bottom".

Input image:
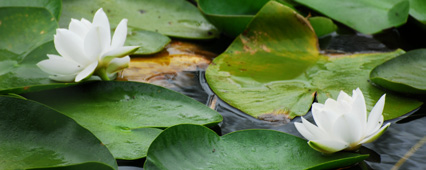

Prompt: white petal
[
  {"left": 295, "top": 122, "right": 316, "bottom": 141},
  {"left": 54, "top": 29, "right": 90, "bottom": 65},
  {"left": 81, "top": 18, "right": 92, "bottom": 27},
  {"left": 297, "top": 117, "right": 328, "bottom": 140},
  {"left": 337, "top": 90, "right": 352, "bottom": 103},
  {"left": 312, "top": 103, "right": 336, "bottom": 133},
  {"left": 69, "top": 19, "right": 90, "bottom": 38},
  {"left": 37, "top": 55, "right": 82, "bottom": 75},
  {"left": 92, "top": 8, "right": 111, "bottom": 50},
  {"left": 84, "top": 26, "right": 103, "bottom": 59},
  {"left": 361, "top": 123, "right": 390, "bottom": 144},
  {"left": 333, "top": 113, "right": 363, "bottom": 144},
  {"left": 106, "top": 56, "right": 130, "bottom": 74},
  {"left": 308, "top": 139, "right": 348, "bottom": 154},
  {"left": 49, "top": 74, "right": 76, "bottom": 82},
  {"left": 75, "top": 62, "right": 98, "bottom": 82},
  {"left": 348, "top": 88, "right": 367, "bottom": 131},
  {"left": 323, "top": 98, "right": 346, "bottom": 115},
  {"left": 366, "top": 94, "right": 386, "bottom": 135},
  {"left": 111, "top": 19, "right": 128, "bottom": 49},
  {"left": 100, "top": 46, "right": 139, "bottom": 64}
]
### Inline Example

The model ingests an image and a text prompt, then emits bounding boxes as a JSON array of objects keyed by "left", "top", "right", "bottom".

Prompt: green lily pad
[
  {"left": 0, "top": 96, "right": 116, "bottom": 170},
  {"left": 22, "top": 81, "right": 223, "bottom": 159},
  {"left": 308, "top": 16, "right": 337, "bottom": 37},
  {"left": 0, "top": 7, "right": 57, "bottom": 55},
  {"left": 144, "top": 124, "right": 368, "bottom": 169},
  {"left": 126, "top": 29, "right": 171, "bottom": 55},
  {"left": 0, "top": 41, "right": 75, "bottom": 94},
  {"left": 0, "top": 0, "right": 61, "bottom": 21},
  {"left": 370, "top": 48, "right": 426, "bottom": 94},
  {"left": 294, "top": 0, "right": 409, "bottom": 34},
  {"left": 409, "top": 0, "right": 426, "bottom": 24},
  {"left": 60, "top": 0, "right": 218, "bottom": 39},
  {"left": 205, "top": 1, "right": 422, "bottom": 120}
]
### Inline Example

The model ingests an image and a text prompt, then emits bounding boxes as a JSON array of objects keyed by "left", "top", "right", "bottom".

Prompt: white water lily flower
[
  {"left": 37, "top": 8, "right": 139, "bottom": 82},
  {"left": 295, "top": 88, "right": 390, "bottom": 154}
]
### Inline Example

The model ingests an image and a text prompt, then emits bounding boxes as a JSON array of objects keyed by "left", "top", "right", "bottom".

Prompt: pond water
[{"left": 118, "top": 33, "right": 426, "bottom": 169}]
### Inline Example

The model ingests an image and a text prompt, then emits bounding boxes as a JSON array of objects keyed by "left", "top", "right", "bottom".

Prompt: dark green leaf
[
  {"left": 22, "top": 81, "right": 223, "bottom": 159},
  {"left": 409, "top": 0, "right": 426, "bottom": 24},
  {"left": 294, "top": 0, "right": 409, "bottom": 34},
  {"left": 205, "top": 1, "right": 421, "bottom": 120},
  {"left": 144, "top": 124, "right": 368, "bottom": 170},
  {"left": 197, "top": 0, "right": 270, "bottom": 37},
  {"left": 370, "top": 48, "right": 426, "bottom": 94},
  {"left": 60, "top": 0, "right": 218, "bottom": 39},
  {"left": 309, "top": 16, "right": 337, "bottom": 37},
  {"left": 0, "top": 96, "right": 116, "bottom": 170}
]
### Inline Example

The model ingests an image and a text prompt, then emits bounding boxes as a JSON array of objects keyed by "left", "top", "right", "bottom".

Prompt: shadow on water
[{"left": 118, "top": 33, "right": 426, "bottom": 169}]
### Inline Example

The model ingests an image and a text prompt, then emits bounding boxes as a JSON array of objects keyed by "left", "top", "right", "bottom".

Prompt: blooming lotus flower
[
  {"left": 295, "top": 88, "right": 390, "bottom": 154},
  {"left": 37, "top": 8, "right": 139, "bottom": 82}
]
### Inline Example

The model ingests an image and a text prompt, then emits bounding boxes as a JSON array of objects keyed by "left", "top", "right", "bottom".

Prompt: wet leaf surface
[
  {"left": 206, "top": 1, "right": 422, "bottom": 120},
  {"left": 22, "top": 81, "right": 222, "bottom": 160},
  {"left": 0, "top": 96, "right": 117, "bottom": 170},
  {"left": 370, "top": 48, "right": 426, "bottom": 94},
  {"left": 60, "top": 0, "right": 218, "bottom": 39},
  {"left": 144, "top": 124, "right": 368, "bottom": 170}
]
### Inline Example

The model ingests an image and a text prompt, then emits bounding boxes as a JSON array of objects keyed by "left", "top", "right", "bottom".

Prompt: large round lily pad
[
  {"left": 205, "top": 1, "right": 422, "bottom": 121},
  {"left": 144, "top": 124, "right": 368, "bottom": 170},
  {"left": 22, "top": 81, "right": 223, "bottom": 159},
  {"left": 0, "top": 96, "right": 116, "bottom": 170},
  {"left": 294, "top": 0, "right": 409, "bottom": 34},
  {"left": 60, "top": 0, "right": 218, "bottom": 39},
  {"left": 370, "top": 48, "right": 426, "bottom": 94}
]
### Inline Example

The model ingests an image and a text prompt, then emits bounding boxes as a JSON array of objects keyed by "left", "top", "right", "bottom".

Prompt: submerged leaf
[
  {"left": 206, "top": 1, "right": 421, "bottom": 120},
  {"left": 22, "top": 81, "right": 222, "bottom": 159},
  {"left": 0, "top": 96, "right": 116, "bottom": 170},
  {"left": 144, "top": 124, "right": 368, "bottom": 170}
]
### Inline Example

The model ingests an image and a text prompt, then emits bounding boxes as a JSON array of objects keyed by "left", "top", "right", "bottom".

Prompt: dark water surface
[{"left": 118, "top": 33, "right": 426, "bottom": 169}]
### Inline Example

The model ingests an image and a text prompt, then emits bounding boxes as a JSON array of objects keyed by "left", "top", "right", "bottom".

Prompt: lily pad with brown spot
[{"left": 205, "top": 1, "right": 422, "bottom": 120}]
